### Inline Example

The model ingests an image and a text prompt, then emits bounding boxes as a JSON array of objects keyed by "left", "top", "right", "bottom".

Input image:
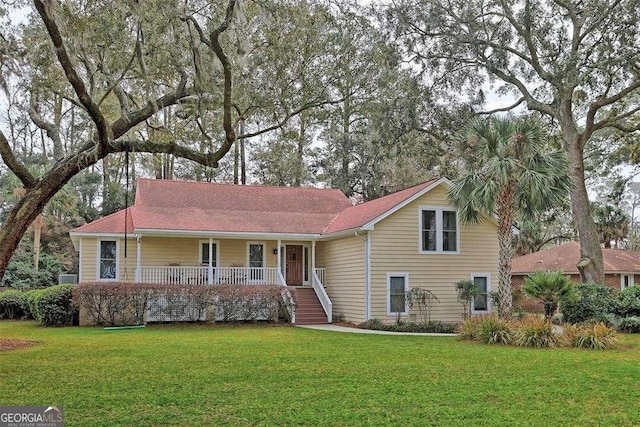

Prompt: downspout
[{"left": 355, "top": 231, "right": 371, "bottom": 320}]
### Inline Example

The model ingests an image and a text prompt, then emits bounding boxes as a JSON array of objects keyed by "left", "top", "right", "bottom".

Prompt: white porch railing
[
  {"left": 138, "top": 266, "right": 282, "bottom": 285},
  {"left": 139, "top": 266, "right": 209, "bottom": 285},
  {"left": 312, "top": 270, "right": 332, "bottom": 323},
  {"left": 314, "top": 268, "right": 326, "bottom": 286}
]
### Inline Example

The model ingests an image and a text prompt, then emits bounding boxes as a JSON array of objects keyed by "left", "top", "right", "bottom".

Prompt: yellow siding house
[{"left": 70, "top": 177, "right": 499, "bottom": 324}]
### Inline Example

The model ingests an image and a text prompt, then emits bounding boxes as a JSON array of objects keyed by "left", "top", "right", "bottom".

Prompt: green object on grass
[{"left": 103, "top": 325, "right": 146, "bottom": 330}]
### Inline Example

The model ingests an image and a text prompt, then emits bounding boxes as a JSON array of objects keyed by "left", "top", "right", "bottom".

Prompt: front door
[{"left": 286, "top": 245, "right": 303, "bottom": 285}]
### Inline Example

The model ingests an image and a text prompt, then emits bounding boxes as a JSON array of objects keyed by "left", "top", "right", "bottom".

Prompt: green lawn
[{"left": 1, "top": 322, "right": 639, "bottom": 426}]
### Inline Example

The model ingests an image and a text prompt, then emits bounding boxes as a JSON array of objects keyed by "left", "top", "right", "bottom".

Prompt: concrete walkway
[{"left": 295, "top": 324, "right": 457, "bottom": 337}]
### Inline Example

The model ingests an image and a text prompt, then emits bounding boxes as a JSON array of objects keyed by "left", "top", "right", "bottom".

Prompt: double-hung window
[{"left": 420, "top": 207, "right": 459, "bottom": 253}]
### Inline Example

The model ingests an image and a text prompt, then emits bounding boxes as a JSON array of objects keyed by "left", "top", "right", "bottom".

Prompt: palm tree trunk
[{"left": 496, "top": 182, "right": 516, "bottom": 318}]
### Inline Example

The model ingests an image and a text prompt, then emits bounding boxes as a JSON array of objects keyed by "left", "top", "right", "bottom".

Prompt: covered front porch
[
  {"left": 126, "top": 234, "right": 331, "bottom": 322},
  {"left": 130, "top": 235, "right": 326, "bottom": 286}
]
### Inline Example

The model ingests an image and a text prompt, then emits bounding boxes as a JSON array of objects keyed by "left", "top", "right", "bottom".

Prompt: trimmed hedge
[
  {"left": 24, "top": 285, "right": 76, "bottom": 326},
  {"left": 73, "top": 282, "right": 296, "bottom": 326},
  {"left": 0, "top": 289, "right": 30, "bottom": 319}
]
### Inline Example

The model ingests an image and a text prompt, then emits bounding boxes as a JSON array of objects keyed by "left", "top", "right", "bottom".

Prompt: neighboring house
[
  {"left": 512, "top": 241, "right": 640, "bottom": 290},
  {"left": 70, "top": 177, "right": 499, "bottom": 324}
]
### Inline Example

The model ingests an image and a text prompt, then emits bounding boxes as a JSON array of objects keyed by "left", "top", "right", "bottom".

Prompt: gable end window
[
  {"left": 98, "top": 240, "right": 118, "bottom": 280},
  {"left": 419, "top": 207, "right": 459, "bottom": 253}
]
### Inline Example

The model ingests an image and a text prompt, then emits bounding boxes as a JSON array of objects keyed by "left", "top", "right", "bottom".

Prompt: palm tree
[
  {"left": 523, "top": 271, "right": 577, "bottom": 318},
  {"left": 447, "top": 116, "right": 572, "bottom": 319}
]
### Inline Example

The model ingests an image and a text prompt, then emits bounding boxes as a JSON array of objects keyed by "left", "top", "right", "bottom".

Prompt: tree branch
[
  {"left": 0, "top": 129, "right": 36, "bottom": 188},
  {"left": 477, "top": 97, "right": 525, "bottom": 115},
  {"left": 111, "top": 139, "right": 224, "bottom": 167},
  {"left": 238, "top": 97, "right": 346, "bottom": 140},
  {"left": 585, "top": 80, "right": 640, "bottom": 138},
  {"left": 111, "top": 76, "right": 191, "bottom": 139},
  {"left": 210, "top": 0, "right": 237, "bottom": 148},
  {"left": 34, "top": 0, "right": 111, "bottom": 154}
]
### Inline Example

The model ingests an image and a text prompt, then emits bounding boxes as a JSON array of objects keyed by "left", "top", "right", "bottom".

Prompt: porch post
[
  {"left": 208, "top": 237, "right": 213, "bottom": 285},
  {"left": 277, "top": 239, "right": 282, "bottom": 275},
  {"left": 311, "top": 240, "right": 316, "bottom": 279},
  {"left": 135, "top": 235, "right": 141, "bottom": 282}
]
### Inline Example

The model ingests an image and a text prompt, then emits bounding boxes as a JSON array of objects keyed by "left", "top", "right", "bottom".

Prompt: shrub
[
  {"left": 74, "top": 282, "right": 158, "bottom": 326},
  {"left": 614, "top": 286, "right": 640, "bottom": 318},
  {"left": 214, "top": 285, "right": 291, "bottom": 322},
  {"left": 28, "top": 285, "right": 76, "bottom": 326},
  {"left": 24, "top": 288, "right": 46, "bottom": 320},
  {"left": 359, "top": 318, "right": 385, "bottom": 330},
  {"left": 357, "top": 319, "right": 457, "bottom": 333},
  {"left": 0, "top": 289, "right": 30, "bottom": 319},
  {"left": 523, "top": 271, "right": 577, "bottom": 318},
  {"left": 73, "top": 282, "right": 293, "bottom": 326},
  {"left": 458, "top": 316, "right": 484, "bottom": 341},
  {"left": 514, "top": 317, "right": 560, "bottom": 348},
  {"left": 562, "top": 284, "right": 618, "bottom": 324},
  {"left": 405, "top": 287, "right": 439, "bottom": 323},
  {"left": 455, "top": 280, "right": 480, "bottom": 319},
  {"left": 571, "top": 322, "right": 618, "bottom": 350},
  {"left": 476, "top": 316, "right": 513, "bottom": 345},
  {"left": 615, "top": 316, "right": 640, "bottom": 333},
  {"left": 1, "top": 249, "right": 65, "bottom": 288}
]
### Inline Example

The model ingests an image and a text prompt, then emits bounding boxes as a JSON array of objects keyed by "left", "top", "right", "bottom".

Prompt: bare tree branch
[
  {"left": 0, "top": 129, "right": 36, "bottom": 188},
  {"left": 34, "top": 0, "right": 111, "bottom": 154},
  {"left": 477, "top": 97, "right": 525, "bottom": 115}
]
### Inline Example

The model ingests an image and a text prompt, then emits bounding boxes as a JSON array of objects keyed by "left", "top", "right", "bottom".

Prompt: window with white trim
[
  {"left": 98, "top": 240, "right": 117, "bottom": 280},
  {"left": 471, "top": 274, "right": 490, "bottom": 313},
  {"left": 387, "top": 273, "right": 408, "bottom": 316},
  {"left": 419, "top": 207, "right": 458, "bottom": 253},
  {"left": 621, "top": 274, "right": 635, "bottom": 290}
]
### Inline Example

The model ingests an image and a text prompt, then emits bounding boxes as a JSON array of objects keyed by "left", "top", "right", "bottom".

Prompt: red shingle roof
[
  {"left": 324, "top": 179, "right": 439, "bottom": 233},
  {"left": 71, "top": 208, "right": 134, "bottom": 234},
  {"left": 512, "top": 241, "right": 640, "bottom": 274},
  {"left": 70, "top": 178, "right": 445, "bottom": 236}
]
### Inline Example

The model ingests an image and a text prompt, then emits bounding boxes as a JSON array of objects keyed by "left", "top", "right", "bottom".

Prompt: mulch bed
[{"left": 0, "top": 339, "right": 39, "bottom": 352}]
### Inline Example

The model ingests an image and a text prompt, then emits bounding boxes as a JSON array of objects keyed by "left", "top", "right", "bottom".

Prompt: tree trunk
[
  {"left": 562, "top": 131, "right": 604, "bottom": 283},
  {"left": 496, "top": 182, "right": 515, "bottom": 319},
  {"left": 0, "top": 166, "right": 80, "bottom": 279},
  {"left": 33, "top": 214, "right": 43, "bottom": 272}
]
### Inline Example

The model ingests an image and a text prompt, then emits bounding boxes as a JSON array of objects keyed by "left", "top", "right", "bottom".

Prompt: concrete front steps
[{"left": 290, "top": 286, "right": 329, "bottom": 325}]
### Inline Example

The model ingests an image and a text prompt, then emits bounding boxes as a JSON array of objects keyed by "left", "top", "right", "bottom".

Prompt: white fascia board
[
  {"left": 318, "top": 227, "right": 367, "bottom": 241},
  {"left": 134, "top": 228, "right": 321, "bottom": 241},
  {"left": 360, "top": 177, "right": 452, "bottom": 230},
  {"left": 69, "top": 232, "right": 135, "bottom": 250}
]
